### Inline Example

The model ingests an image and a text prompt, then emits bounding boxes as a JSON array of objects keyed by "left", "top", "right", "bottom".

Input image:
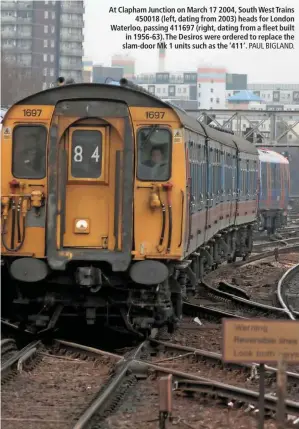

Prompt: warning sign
[
  {"left": 173, "top": 129, "right": 183, "bottom": 143},
  {"left": 3, "top": 127, "right": 11, "bottom": 139},
  {"left": 222, "top": 319, "right": 299, "bottom": 364}
]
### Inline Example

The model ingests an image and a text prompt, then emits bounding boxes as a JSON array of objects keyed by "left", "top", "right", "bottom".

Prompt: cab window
[
  {"left": 137, "top": 127, "right": 171, "bottom": 181},
  {"left": 71, "top": 130, "right": 102, "bottom": 179},
  {"left": 12, "top": 125, "right": 47, "bottom": 179}
]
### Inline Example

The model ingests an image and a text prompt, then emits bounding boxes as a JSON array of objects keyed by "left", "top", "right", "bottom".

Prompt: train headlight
[{"left": 74, "top": 219, "right": 90, "bottom": 234}]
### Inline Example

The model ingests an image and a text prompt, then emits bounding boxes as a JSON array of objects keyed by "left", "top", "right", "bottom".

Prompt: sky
[{"left": 83, "top": 0, "right": 299, "bottom": 83}]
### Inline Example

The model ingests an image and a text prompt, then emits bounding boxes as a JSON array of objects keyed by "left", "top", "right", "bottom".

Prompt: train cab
[{"left": 258, "top": 149, "right": 290, "bottom": 235}]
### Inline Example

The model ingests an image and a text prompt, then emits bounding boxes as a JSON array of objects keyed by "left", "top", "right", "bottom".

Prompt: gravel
[
  {"left": 1, "top": 351, "right": 113, "bottom": 429},
  {"left": 104, "top": 378, "right": 285, "bottom": 429}
]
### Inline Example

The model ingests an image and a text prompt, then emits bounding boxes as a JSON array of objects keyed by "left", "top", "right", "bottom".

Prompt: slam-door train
[{"left": 1, "top": 78, "right": 290, "bottom": 335}]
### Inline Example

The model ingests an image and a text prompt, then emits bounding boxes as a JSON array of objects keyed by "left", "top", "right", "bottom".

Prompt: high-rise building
[
  {"left": 1, "top": 0, "right": 85, "bottom": 91},
  {"left": 197, "top": 67, "right": 227, "bottom": 109}
]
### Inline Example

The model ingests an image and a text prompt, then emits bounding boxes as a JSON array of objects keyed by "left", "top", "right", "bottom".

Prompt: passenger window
[
  {"left": 12, "top": 126, "right": 47, "bottom": 179},
  {"left": 271, "top": 165, "right": 276, "bottom": 187},
  {"left": 71, "top": 130, "right": 102, "bottom": 179},
  {"left": 137, "top": 127, "right": 171, "bottom": 181},
  {"left": 261, "top": 165, "right": 267, "bottom": 194}
]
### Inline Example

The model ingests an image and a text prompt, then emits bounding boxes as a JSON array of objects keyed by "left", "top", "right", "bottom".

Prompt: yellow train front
[{"left": 1, "top": 78, "right": 257, "bottom": 334}]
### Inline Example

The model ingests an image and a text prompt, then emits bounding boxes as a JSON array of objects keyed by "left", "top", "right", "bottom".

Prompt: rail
[
  {"left": 57, "top": 338, "right": 299, "bottom": 421},
  {"left": 72, "top": 340, "right": 150, "bottom": 429},
  {"left": 201, "top": 278, "right": 288, "bottom": 318},
  {"left": 1, "top": 340, "right": 40, "bottom": 380},
  {"left": 128, "top": 359, "right": 299, "bottom": 416},
  {"left": 191, "top": 245, "right": 299, "bottom": 320},
  {"left": 149, "top": 339, "right": 299, "bottom": 386},
  {"left": 174, "top": 378, "right": 299, "bottom": 415},
  {"left": 252, "top": 237, "right": 299, "bottom": 252},
  {"left": 277, "top": 263, "right": 299, "bottom": 320}
]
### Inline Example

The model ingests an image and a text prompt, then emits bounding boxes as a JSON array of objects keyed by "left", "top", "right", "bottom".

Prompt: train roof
[
  {"left": 6, "top": 81, "right": 257, "bottom": 155},
  {"left": 200, "top": 123, "right": 257, "bottom": 155},
  {"left": 12, "top": 82, "right": 169, "bottom": 108},
  {"left": 258, "top": 149, "right": 289, "bottom": 164}
]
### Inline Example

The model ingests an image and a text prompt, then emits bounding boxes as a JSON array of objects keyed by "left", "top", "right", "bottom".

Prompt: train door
[
  {"left": 230, "top": 150, "right": 238, "bottom": 224},
  {"left": 284, "top": 164, "right": 290, "bottom": 206},
  {"left": 271, "top": 163, "right": 278, "bottom": 210},
  {"left": 46, "top": 101, "right": 134, "bottom": 274},
  {"left": 224, "top": 150, "right": 232, "bottom": 228},
  {"left": 61, "top": 126, "right": 112, "bottom": 248},
  {"left": 204, "top": 142, "right": 216, "bottom": 242},
  {"left": 236, "top": 156, "right": 245, "bottom": 225}
]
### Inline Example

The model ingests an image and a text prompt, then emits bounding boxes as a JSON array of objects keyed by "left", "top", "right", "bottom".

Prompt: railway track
[
  {"left": 277, "top": 263, "right": 299, "bottom": 320},
  {"left": 1, "top": 338, "right": 18, "bottom": 365},
  {"left": 0, "top": 333, "right": 155, "bottom": 429},
  {"left": 40, "top": 339, "right": 299, "bottom": 424},
  {"left": 253, "top": 237, "right": 299, "bottom": 253},
  {"left": 1, "top": 339, "right": 121, "bottom": 429},
  {"left": 3, "top": 330, "right": 299, "bottom": 428},
  {"left": 198, "top": 278, "right": 288, "bottom": 319},
  {"left": 55, "top": 340, "right": 299, "bottom": 427},
  {"left": 254, "top": 225, "right": 299, "bottom": 242},
  {"left": 149, "top": 339, "right": 299, "bottom": 394},
  {"left": 1, "top": 249, "right": 298, "bottom": 428},
  {"left": 184, "top": 246, "right": 299, "bottom": 321}
]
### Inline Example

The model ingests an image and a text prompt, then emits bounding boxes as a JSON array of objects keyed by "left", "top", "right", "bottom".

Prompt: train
[
  {"left": 261, "top": 146, "right": 299, "bottom": 213},
  {"left": 257, "top": 148, "right": 290, "bottom": 235},
  {"left": 0, "top": 77, "right": 290, "bottom": 336}
]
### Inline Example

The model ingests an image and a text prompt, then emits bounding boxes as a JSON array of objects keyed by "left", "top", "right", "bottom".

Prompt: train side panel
[
  {"left": 259, "top": 160, "right": 268, "bottom": 211},
  {"left": 232, "top": 134, "right": 259, "bottom": 228},
  {"left": 184, "top": 124, "right": 259, "bottom": 265},
  {"left": 235, "top": 153, "right": 259, "bottom": 226},
  {"left": 1, "top": 105, "right": 54, "bottom": 258},
  {"left": 184, "top": 129, "right": 207, "bottom": 254},
  {"left": 130, "top": 106, "right": 186, "bottom": 260}
]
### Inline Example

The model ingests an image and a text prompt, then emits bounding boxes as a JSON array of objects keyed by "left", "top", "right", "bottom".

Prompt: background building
[
  {"left": 226, "top": 73, "right": 248, "bottom": 92},
  {"left": 247, "top": 83, "right": 299, "bottom": 106},
  {"left": 226, "top": 90, "right": 263, "bottom": 110},
  {"left": 83, "top": 58, "right": 92, "bottom": 82},
  {"left": 1, "top": 0, "right": 85, "bottom": 105},
  {"left": 111, "top": 54, "right": 135, "bottom": 79},
  {"left": 136, "top": 71, "right": 198, "bottom": 110},
  {"left": 92, "top": 65, "right": 123, "bottom": 83},
  {"left": 197, "top": 67, "right": 227, "bottom": 109}
]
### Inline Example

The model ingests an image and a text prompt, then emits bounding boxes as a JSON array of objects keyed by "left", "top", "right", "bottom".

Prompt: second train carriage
[
  {"left": 1, "top": 78, "right": 258, "bottom": 334},
  {"left": 257, "top": 149, "right": 290, "bottom": 235},
  {"left": 262, "top": 146, "right": 298, "bottom": 213}
]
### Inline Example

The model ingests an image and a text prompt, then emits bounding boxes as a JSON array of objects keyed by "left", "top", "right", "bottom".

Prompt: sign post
[
  {"left": 258, "top": 363, "right": 265, "bottom": 429},
  {"left": 222, "top": 319, "right": 299, "bottom": 428},
  {"left": 277, "top": 360, "right": 287, "bottom": 429},
  {"left": 158, "top": 375, "right": 173, "bottom": 429}
]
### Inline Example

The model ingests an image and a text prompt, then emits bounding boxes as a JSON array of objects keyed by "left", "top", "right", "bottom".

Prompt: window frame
[
  {"left": 12, "top": 124, "right": 47, "bottom": 179},
  {"left": 136, "top": 126, "right": 172, "bottom": 182},
  {"left": 68, "top": 126, "right": 108, "bottom": 183}
]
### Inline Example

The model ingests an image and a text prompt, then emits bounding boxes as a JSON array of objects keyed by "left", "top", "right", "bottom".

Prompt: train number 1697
[
  {"left": 145, "top": 111, "right": 165, "bottom": 119},
  {"left": 22, "top": 109, "right": 42, "bottom": 117}
]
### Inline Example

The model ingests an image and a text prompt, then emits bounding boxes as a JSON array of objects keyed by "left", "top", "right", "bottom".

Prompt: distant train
[
  {"left": 0, "top": 78, "right": 291, "bottom": 336},
  {"left": 260, "top": 146, "right": 298, "bottom": 212},
  {"left": 257, "top": 149, "right": 290, "bottom": 235}
]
